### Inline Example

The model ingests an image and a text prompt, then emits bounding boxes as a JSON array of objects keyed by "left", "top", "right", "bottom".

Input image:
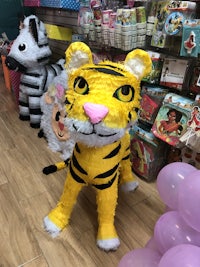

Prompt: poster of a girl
[
  {"left": 180, "top": 106, "right": 200, "bottom": 151},
  {"left": 158, "top": 108, "right": 183, "bottom": 136}
]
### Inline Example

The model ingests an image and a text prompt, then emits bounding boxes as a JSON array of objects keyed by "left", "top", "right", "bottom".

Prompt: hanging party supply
[
  {"left": 151, "top": 0, "right": 196, "bottom": 49},
  {"left": 179, "top": 106, "right": 200, "bottom": 152},
  {"left": 159, "top": 57, "right": 188, "bottom": 91},
  {"left": 180, "top": 19, "right": 200, "bottom": 57},
  {"left": 152, "top": 93, "right": 194, "bottom": 146},
  {"left": 164, "top": 11, "right": 185, "bottom": 36}
]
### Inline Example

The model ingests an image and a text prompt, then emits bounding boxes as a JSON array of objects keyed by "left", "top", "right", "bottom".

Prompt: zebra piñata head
[
  {"left": 6, "top": 15, "right": 52, "bottom": 72},
  {"left": 64, "top": 42, "right": 152, "bottom": 147}
]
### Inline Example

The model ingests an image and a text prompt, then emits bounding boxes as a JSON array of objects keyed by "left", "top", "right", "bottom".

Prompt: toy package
[
  {"left": 152, "top": 93, "right": 194, "bottom": 146},
  {"left": 138, "top": 85, "right": 169, "bottom": 125},
  {"left": 166, "top": 145, "right": 200, "bottom": 169},
  {"left": 159, "top": 57, "right": 188, "bottom": 90},
  {"left": 130, "top": 124, "right": 167, "bottom": 181}
]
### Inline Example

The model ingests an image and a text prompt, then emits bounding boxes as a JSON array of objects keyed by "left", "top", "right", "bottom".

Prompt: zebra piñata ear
[
  {"left": 29, "top": 18, "right": 39, "bottom": 43},
  {"left": 65, "top": 42, "right": 93, "bottom": 73}
]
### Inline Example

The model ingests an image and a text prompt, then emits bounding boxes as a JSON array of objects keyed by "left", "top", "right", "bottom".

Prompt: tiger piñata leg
[
  {"left": 44, "top": 171, "right": 85, "bottom": 236},
  {"left": 95, "top": 176, "right": 120, "bottom": 251},
  {"left": 119, "top": 132, "right": 139, "bottom": 192}
]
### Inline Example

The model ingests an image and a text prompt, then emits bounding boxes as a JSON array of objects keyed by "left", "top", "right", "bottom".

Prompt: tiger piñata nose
[{"left": 83, "top": 102, "right": 108, "bottom": 124}]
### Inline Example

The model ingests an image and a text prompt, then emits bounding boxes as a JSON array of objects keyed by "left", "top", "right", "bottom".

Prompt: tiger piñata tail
[
  {"left": 43, "top": 42, "right": 152, "bottom": 251},
  {"left": 6, "top": 15, "right": 65, "bottom": 128}
]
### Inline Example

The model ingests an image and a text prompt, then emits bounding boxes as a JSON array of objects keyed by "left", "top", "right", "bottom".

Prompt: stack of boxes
[{"left": 84, "top": 5, "right": 147, "bottom": 51}]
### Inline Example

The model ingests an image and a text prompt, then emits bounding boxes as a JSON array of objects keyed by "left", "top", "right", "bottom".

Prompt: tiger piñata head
[{"left": 64, "top": 42, "right": 152, "bottom": 147}]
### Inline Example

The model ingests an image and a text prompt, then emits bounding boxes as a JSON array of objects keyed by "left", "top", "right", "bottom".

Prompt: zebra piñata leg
[
  {"left": 29, "top": 95, "right": 43, "bottom": 128},
  {"left": 18, "top": 90, "right": 30, "bottom": 121}
]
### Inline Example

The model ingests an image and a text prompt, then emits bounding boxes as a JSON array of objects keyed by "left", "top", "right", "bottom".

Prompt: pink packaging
[
  {"left": 109, "top": 12, "right": 117, "bottom": 28},
  {"left": 102, "top": 9, "right": 112, "bottom": 25},
  {"left": 23, "top": 0, "right": 40, "bottom": 6}
]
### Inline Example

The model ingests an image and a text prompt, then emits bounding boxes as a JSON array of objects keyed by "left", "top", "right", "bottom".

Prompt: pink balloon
[
  {"left": 179, "top": 170, "right": 200, "bottom": 232},
  {"left": 156, "top": 162, "right": 196, "bottom": 209},
  {"left": 118, "top": 248, "right": 161, "bottom": 267},
  {"left": 158, "top": 244, "right": 200, "bottom": 267},
  {"left": 154, "top": 211, "right": 200, "bottom": 254}
]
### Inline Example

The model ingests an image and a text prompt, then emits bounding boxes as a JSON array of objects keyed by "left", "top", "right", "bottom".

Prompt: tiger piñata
[{"left": 44, "top": 42, "right": 152, "bottom": 251}]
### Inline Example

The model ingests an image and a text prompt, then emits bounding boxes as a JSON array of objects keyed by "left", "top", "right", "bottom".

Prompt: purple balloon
[
  {"left": 145, "top": 237, "right": 162, "bottom": 255},
  {"left": 179, "top": 170, "right": 200, "bottom": 232},
  {"left": 156, "top": 162, "right": 196, "bottom": 209},
  {"left": 118, "top": 248, "right": 161, "bottom": 267},
  {"left": 158, "top": 244, "right": 200, "bottom": 267},
  {"left": 154, "top": 211, "right": 200, "bottom": 254}
]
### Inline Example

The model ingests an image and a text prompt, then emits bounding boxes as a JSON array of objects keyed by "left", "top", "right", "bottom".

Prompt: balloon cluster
[{"left": 118, "top": 162, "right": 200, "bottom": 267}]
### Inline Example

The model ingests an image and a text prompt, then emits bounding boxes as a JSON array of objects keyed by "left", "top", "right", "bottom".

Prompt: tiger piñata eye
[
  {"left": 113, "top": 85, "right": 134, "bottom": 102},
  {"left": 74, "top": 76, "right": 89, "bottom": 95}
]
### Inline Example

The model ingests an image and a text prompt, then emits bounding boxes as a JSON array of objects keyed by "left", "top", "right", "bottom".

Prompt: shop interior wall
[{"left": 35, "top": 7, "right": 79, "bottom": 62}]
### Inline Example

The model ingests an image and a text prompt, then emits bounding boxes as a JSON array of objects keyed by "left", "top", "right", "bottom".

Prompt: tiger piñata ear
[
  {"left": 124, "top": 49, "right": 152, "bottom": 80},
  {"left": 65, "top": 42, "right": 93, "bottom": 73}
]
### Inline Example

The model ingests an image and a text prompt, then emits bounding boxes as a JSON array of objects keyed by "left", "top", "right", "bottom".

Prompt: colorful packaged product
[
  {"left": 152, "top": 93, "right": 194, "bottom": 146},
  {"left": 138, "top": 85, "right": 169, "bottom": 125},
  {"left": 129, "top": 124, "right": 167, "bottom": 181}
]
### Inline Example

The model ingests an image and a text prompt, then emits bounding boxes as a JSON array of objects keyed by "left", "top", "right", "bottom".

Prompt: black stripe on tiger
[
  {"left": 128, "top": 112, "right": 132, "bottom": 122},
  {"left": 85, "top": 67, "right": 124, "bottom": 76},
  {"left": 70, "top": 162, "right": 86, "bottom": 184},
  {"left": 103, "top": 143, "right": 121, "bottom": 159},
  {"left": 75, "top": 143, "right": 81, "bottom": 153},
  {"left": 93, "top": 173, "right": 117, "bottom": 190},
  {"left": 65, "top": 97, "right": 71, "bottom": 105},
  {"left": 126, "top": 146, "right": 130, "bottom": 151},
  {"left": 97, "top": 63, "right": 125, "bottom": 73},
  {"left": 94, "top": 163, "right": 119, "bottom": 179},
  {"left": 72, "top": 153, "right": 88, "bottom": 175},
  {"left": 122, "top": 154, "right": 130, "bottom": 161}
]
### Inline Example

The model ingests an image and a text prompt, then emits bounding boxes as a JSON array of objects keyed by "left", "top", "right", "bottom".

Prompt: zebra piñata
[{"left": 6, "top": 15, "right": 65, "bottom": 128}]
